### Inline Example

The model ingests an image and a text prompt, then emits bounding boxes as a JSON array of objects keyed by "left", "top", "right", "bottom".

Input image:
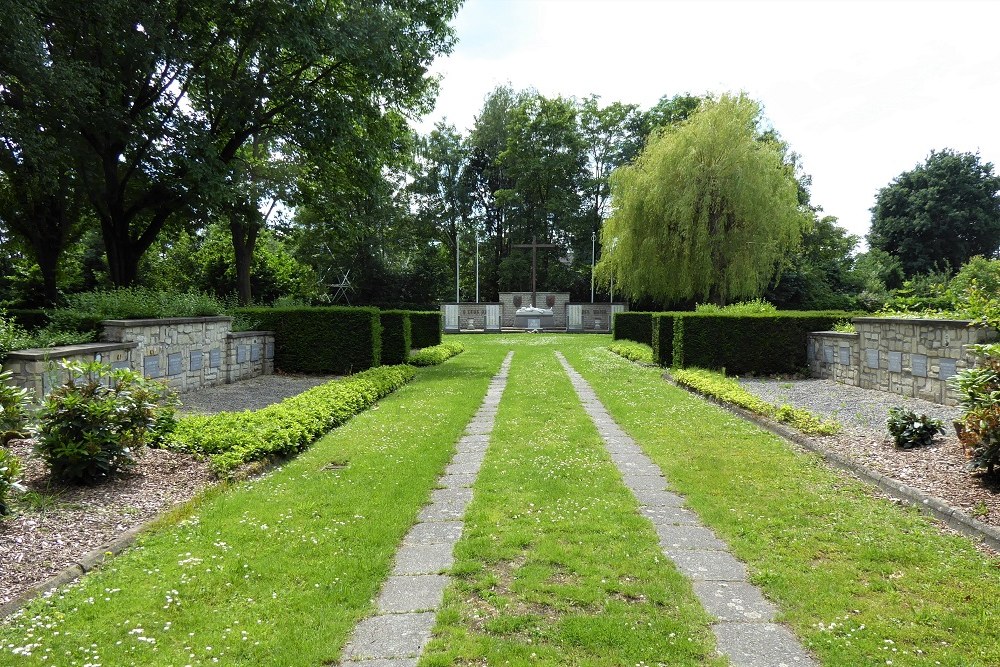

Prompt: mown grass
[
  {"left": 423, "top": 336, "right": 724, "bottom": 666},
  {"left": 0, "top": 347, "right": 507, "bottom": 666},
  {"left": 560, "top": 338, "right": 1000, "bottom": 667}
]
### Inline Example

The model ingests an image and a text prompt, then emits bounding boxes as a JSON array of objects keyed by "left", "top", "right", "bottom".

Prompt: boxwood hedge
[
  {"left": 612, "top": 312, "right": 653, "bottom": 345},
  {"left": 379, "top": 310, "right": 412, "bottom": 365},
  {"left": 652, "top": 313, "right": 677, "bottom": 366},
  {"left": 409, "top": 311, "right": 442, "bottom": 349},
  {"left": 236, "top": 306, "right": 381, "bottom": 374}
]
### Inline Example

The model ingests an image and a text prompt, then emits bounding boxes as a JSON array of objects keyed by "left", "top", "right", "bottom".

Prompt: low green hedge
[
  {"left": 608, "top": 341, "right": 654, "bottom": 365},
  {"left": 409, "top": 341, "right": 465, "bottom": 366},
  {"left": 409, "top": 311, "right": 442, "bottom": 349},
  {"left": 651, "top": 313, "right": 677, "bottom": 366},
  {"left": 612, "top": 312, "right": 653, "bottom": 345},
  {"left": 379, "top": 310, "right": 412, "bottom": 365},
  {"left": 236, "top": 306, "right": 381, "bottom": 374},
  {"left": 671, "top": 311, "right": 854, "bottom": 374},
  {"left": 171, "top": 364, "right": 415, "bottom": 474}
]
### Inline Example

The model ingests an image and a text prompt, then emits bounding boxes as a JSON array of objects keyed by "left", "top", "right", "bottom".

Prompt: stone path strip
[
  {"left": 339, "top": 351, "right": 513, "bottom": 666},
  {"left": 556, "top": 352, "right": 817, "bottom": 667}
]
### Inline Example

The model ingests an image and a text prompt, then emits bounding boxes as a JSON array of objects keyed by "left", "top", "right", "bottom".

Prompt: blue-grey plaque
[
  {"left": 111, "top": 360, "right": 131, "bottom": 371},
  {"left": 190, "top": 350, "right": 203, "bottom": 371},
  {"left": 143, "top": 355, "right": 161, "bottom": 378},
  {"left": 865, "top": 348, "right": 880, "bottom": 369},
  {"left": 251, "top": 344, "right": 262, "bottom": 362},
  {"left": 911, "top": 353, "right": 928, "bottom": 378},
  {"left": 939, "top": 358, "right": 958, "bottom": 381},
  {"left": 167, "top": 352, "right": 183, "bottom": 376},
  {"left": 237, "top": 344, "right": 250, "bottom": 364},
  {"left": 888, "top": 351, "right": 902, "bottom": 373},
  {"left": 807, "top": 344, "right": 814, "bottom": 362},
  {"left": 823, "top": 345, "right": 834, "bottom": 364},
  {"left": 265, "top": 342, "right": 275, "bottom": 360},
  {"left": 839, "top": 346, "right": 851, "bottom": 365},
  {"left": 209, "top": 348, "right": 221, "bottom": 368}
]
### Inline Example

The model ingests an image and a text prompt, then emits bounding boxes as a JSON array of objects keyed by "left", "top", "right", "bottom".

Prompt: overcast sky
[{"left": 417, "top": 0, "right": 1000, "bottom": 245}]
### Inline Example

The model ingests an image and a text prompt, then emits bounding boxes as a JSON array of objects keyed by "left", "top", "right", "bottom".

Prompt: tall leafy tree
[
  {"left": 599, "top": 94, "right": 809, "bottom": 305},
  {"left": 765, "top": 215, "right": 862, "bottom": 309},
  {"left": 869, "top": 149, "right": 1000, "bottom": 277},
  {"left": 579, "top": 96, "right": 643, "bottom": 233}
]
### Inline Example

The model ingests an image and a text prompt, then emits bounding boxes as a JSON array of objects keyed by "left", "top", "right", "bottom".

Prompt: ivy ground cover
[{"left": 0, "top": 345, "right": 507, "bottom": 665}]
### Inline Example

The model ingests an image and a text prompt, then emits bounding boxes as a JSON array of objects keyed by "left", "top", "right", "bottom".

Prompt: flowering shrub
[{"left": 35, "top": 361, "right": 178, "bottom": 483}]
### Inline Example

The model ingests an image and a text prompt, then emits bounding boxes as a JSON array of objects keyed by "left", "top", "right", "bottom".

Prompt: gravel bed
[
  {"left": 737, "top": 377, "right": 1000, "bottom": 528},
  {"left": 1, "top": 373, "right": 339, "bottom": 610}
]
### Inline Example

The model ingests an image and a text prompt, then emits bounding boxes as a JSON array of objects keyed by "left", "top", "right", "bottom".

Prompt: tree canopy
[
  {"left": 598, "top": 94, "right": 809, "bottom": 305},
  {"left": 868, "top": 149, "right": 1000, "bottom": 277}
]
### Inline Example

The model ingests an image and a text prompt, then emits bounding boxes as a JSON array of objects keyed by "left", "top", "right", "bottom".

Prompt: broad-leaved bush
[
  {"left": 0, "top": 447, "right": 21, "bottom": 516},
  {"left": 886, "top": 407, "right": 944, "bottom": 449},
  {"left": 950, "top": 343, "right": 1000, "bottom": 474},
  {"left": 0, "top": 370, "right": 33, "bottom": 444}
]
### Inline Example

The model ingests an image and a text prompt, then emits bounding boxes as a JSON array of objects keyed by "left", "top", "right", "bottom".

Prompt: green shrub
[
  {"left": 695, "top": 299, "right": 777, "bottom": 314},
  {"left": 409, "top": 311, "right": 443, "bottom": 349},
  {"left": 379, "top": 310, "right": 412, "bottom": 365},
  {"left": 831, "top": 320, "right": 856, "bottom": 333},
  {"left": 35, "top": 361, "right": 178, "bottom": 484},
  {"left": 886, "top": 407, "right": 944, "bottom": 449},
  {"left": 612, "top": 312, "right": 653, "bottom": 345},
  {"left": 235, "top": 306, "right": 381, "bottom": 374},
  {"left": 608, "top": 341, "right": 654, "bottom": 365},
  {"left": 408, "top": 341, "right": 465, "bottom": 367},
  {"left": 7, "top": 309, "right": 48, "bottom": 331},
  {"left": 0, "top": 371, "right": 33, "bottom": 445},
  {"left": 171, "top": 364, "right": 415, "bottom": 474},
  {"left": 651, "top": 313, "right": 676, "bottom": 366},
  {"left": 671, "top": 367, "right": 840, "bottom": 436},
  {"left": 47, "top": 288, "right": 224, "bottom": 333},
  {"left": 0, "top": 447, "right": 22, "bottom": 516},
  {"left": 950, "top": 343, "right": 1000, "bottom": 474}
]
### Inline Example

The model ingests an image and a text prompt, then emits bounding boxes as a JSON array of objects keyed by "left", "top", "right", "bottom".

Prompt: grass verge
[
  {"left": 422, "top": 337, "right": 724, "bottom": 666},
  {"left": 562, "top": 341, "right": 1000, "bottom": 667},
  {"left": 0, "top": 347, "right": 506, "bottom": 666}
]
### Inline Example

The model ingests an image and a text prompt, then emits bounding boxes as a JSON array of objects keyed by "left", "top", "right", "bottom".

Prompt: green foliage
[
  {"left": 0, "top": 370, "right": 33, "bottom": 445},
  {"left": 831, "top": 320, "right": 856, "bottom": 333},
  {"left": 694, "top": 299, "right": 777, "bottom": 314},
  {"left": 886, "top": 407, "right": 944, "bottom": 449},
  {"left": 6, "top": 309, "right": 49, "bottom": 330},
  {"left": 47, "top": 288, "right": 224, "bottom": 333},
  {"left": 0, "top": 309, "right": 96, "bottom": 357},
  {"left": 236, "top": 306, "right": 382, "bottom": 374},
  {"left": 408, "top": 341, "right": 465, "bottom": 366},
  {"left": 671, "top": 367, "right": 840, "bottom": 436},
  {"left": 950, "top": 344, "right": 1000, "bottom": 473},
  {"left": 0, "top": 446, "right": 21, "bottom": 516},
  {"left": 869, "top": 149, "right": 1000, "bottom": 277},
  {"left": 599, "top": 94, "right": 809, "bottom": 305},
  {"left": 669, "top": 311, "right": 856, "bottom": 374},
  {"left": 408, "top": 311, "right": 443, "bottom": 349},
  {"left": 612, "top": 311, "right": 653, "bottom": 345},
  {"left": 379, "top": 310, "right": 412, "bottom": 365},
  {"left": 171, "top": 364, "right": 416, "bottom": 474},
  {"left": 607, "top": 341, "right": 653, "bottom": 365},
  {"left": 35, "top": 361, "right": 178, "bottom": 484},
  {"left": 651, "top": 313, "right": 676, "bottom": 366}
]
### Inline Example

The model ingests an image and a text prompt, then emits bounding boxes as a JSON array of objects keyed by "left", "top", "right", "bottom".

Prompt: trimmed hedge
[
  {"left": 409, "top": 311, "right": 442, "bottom": 349},
  {"left": 612, "top": 311, "right": 653, "bottom": 345},
  {"left": 408, "top": 341, "right": 465, "bottom": 366},
  {"left": 608, "top": 341, "right": 654, "bottom": 365},
  {"left": 671, "top": 311, "right": 853, "bottom": 374},
  {"left": 651, "top": 313, "right": 677, "bottom": 367},
  {"left": 171, "top": 364, "right": 416, "bottom": 474},
  {"left": 236, "top": 306, "right": 381, "bottom": 374},
  {"left": 379, "top": 310, "right": 412, "bottom": 365}
]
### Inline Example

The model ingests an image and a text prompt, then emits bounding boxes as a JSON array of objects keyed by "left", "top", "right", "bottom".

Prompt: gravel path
[
  {"left": 177, "top": 373, "right": 340, "bottom": 415},
  {"left": 735, "top": 377, "right": 1000, "bottom": 530}
]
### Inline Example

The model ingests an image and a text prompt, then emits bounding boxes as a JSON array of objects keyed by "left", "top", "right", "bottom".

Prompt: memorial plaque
[
  {"left": 143, "top": 355, "right": 161, "bottom": 378},
  {"left": 111, "top": 360, "right": 131, "bottom": 371},
  {"left": 237, "top": 344, "right": 250, "bottom": 364},
  {"left": 823, "top": 345, "right": 834, "bottom": 364},
  {"left": 839, "top": 345, "right": 851, "bottom": 365},
  {"left": 190, "top": 350, "right": 203, "bottom": 371},
  {"left": 265, "top": 342, "right": 275, "bottom": 359},
  {"left": 209, "top": 348, "right": 222, "bottom": 368},
  {"left": 865, "top": 348, "right": 880, "bottom": 369},
  {"left": 888, "top": 351, "right": 902, "bottom": 373},
  {"left": 911, "top": 354, "right": 928, "bottom": 378},
  {"left": 938, "top": 358, "right": 958, "bottom": 381},
  {"left": 251, "top": 344, "right": 261, "bottom": 362},
  {"left": 167, "top": 352, "right": 183, "bottom": 376}
]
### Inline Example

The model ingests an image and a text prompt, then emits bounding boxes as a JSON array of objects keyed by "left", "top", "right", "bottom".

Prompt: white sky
[{"left": 418, "top": 0, "right": 1000, "bottom": 245}]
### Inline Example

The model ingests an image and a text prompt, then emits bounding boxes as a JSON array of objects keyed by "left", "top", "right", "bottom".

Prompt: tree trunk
[{"left": 230, "top": 216, "right": 260, "bottom": 305}]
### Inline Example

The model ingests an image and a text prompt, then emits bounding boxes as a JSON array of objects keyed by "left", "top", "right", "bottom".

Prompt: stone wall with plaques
[
  {"left": 807, "top": 317, "right": 996, "bottom": 405},
  {"left": 498, "top": 292, "right": 571, "bottom": 328},
  {"left": 3, "top": 316, "right": 275, "bottom": 399}
]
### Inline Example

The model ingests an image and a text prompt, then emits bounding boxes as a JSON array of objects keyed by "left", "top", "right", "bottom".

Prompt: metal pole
[
  {"left": 475, "top": 236, "right": 480, "bottom": 304},
  {"left": 455, "top": 230, "right": 460, "bottom": 303},
  {"left": 590, "top": 232, "right": 597, "bottom": 303}
]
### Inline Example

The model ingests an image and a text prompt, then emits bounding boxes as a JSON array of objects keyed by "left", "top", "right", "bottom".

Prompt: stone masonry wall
[
  {"left": 3, "top": 342, "right": 137, "bottom": 398},
  {"left": 808, "top": 318, "right": 997, "bottom": 405},
  {"left": 499, "top": 292, "right": 571, "bottom": 328},
  {"left": 226, "top": 331, "right": 275, "bottom": 383}
]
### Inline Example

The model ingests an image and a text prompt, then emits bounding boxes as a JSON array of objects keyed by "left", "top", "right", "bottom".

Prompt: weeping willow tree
[{"left": 597, "top": 94, "right": 808, "bottom": 306}]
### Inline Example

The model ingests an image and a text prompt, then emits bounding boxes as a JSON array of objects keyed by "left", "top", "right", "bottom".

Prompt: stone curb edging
[
  {"left": 664, "top": 373, "right": 1000, "bottom": 554},
  {"left": 0, "top": 525, "right": 145, "bottom": 620}
]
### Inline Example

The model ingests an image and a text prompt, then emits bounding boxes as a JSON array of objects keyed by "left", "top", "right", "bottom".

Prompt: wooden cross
[{"left": 513, "top": 236, "right": 558, "bottom": 309}]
